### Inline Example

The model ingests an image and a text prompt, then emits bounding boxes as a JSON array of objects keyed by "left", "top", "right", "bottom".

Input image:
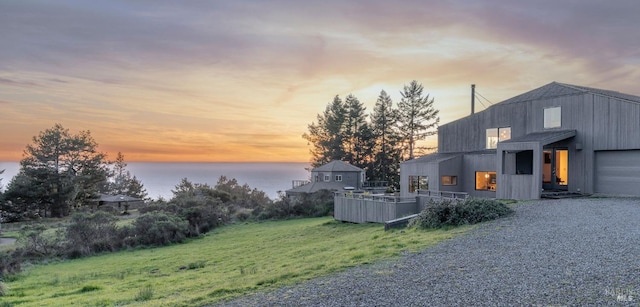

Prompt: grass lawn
[{"left": 2, "top": 217, "right": 472, "bottom": 306}]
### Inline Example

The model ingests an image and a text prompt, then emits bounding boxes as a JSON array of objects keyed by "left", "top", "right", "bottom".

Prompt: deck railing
[
  {"left": 291, "top": 180, "right": 310, "bottom": 188},
  {"left": 334, "top": 190, "right": 469, "bottom": 224},
  {"left": 416, "top": 190, "right": 469, "bottom": 199}
]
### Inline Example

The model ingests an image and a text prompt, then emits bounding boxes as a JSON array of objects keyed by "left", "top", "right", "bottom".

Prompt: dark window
[{"left": 409, "top": 176, "right": 428, "bottom": 192}]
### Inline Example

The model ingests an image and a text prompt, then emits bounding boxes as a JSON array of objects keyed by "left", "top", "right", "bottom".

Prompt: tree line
[
  {"left": 0, "top": 124, "right": 147, "bottom": 221},
  {"left": 303, "top": 80, "right": 440, "bottom": 189}
]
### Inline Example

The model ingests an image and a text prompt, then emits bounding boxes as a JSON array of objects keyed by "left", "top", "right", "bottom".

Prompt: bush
[
  {"left": 409, "top": 198, "right": 513, "bottom": 229},
  {"left": 0, "top": 249, "right": 22, "bottom": 279},
  {"left": 132, "top": 212, "right": 189, "bottom": 246},
  {"left": 17, "top": 224, "right": 64, "bottom": 258},
  {"left": 65, "top": 211, "right": 119, "bottom": 256},
  {"left": 0, "top": 281, "right": 7, "bottom": 297},
  {"left": 258, "top": 189, "right": 335, "bottom": 220}
]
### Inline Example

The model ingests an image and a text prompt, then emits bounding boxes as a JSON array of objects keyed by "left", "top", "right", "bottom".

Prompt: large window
[
  {"left": 486, "top": 127, "right": 511, "bottom": 149},
  {"left": 441, "top": 176, "right": 457, "bottom": 186},
  {"left": 544, "top": 107, "right": 561, "bottom": 128},
  {"left": 475, "top": 172, "right": 496, "bottom": 191},
  {"left": 409, "top": 176, "right": 428, "bottom": 193}
]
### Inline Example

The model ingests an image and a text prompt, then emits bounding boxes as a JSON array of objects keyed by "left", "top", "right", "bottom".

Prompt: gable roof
[
  {"left": 497, "top": 82, "right": 640, "bottom": 106},
  {"left": 313, "top": 160, "right": 363, "bottom": 172}
]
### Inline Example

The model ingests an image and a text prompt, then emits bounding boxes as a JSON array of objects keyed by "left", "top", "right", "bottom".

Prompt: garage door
[{"left": 595, "top": 150, "right": 640, "bottom": 196}]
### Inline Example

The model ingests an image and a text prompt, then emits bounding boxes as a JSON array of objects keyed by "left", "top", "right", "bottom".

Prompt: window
[
  {"left": 544, "top": 107, "right": 561, "bottom": 128},
  {"left": 408, "top": 176, "right": 428, "bottom": 193},
  {"left": 335, "top": 175, "right": 342, "bottom": 182},
  {"left": 475, "top": 172, "right": 496, "bottom": 191},
  {"left": 486, "top": 128, "right": 498, "bottom": 149},
  {"left": 499, "top": 127, "right": 511, "bottom": 142},
  {"left": 315, "top": 175, "right": 319, "bottom": 182},
  {"left": 486, "top": 127, "right": 511, "bottom": 149},
  {"left": 441, "top": 176, "right": 457, "bottom": 186},
  {"left": 324, "top": 175, "right": 330, "bottom": 182}
]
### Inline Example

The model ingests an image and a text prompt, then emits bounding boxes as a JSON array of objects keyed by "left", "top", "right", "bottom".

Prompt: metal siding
[{"left": 594, "top": 150, "right": 640, "bottom": 196}]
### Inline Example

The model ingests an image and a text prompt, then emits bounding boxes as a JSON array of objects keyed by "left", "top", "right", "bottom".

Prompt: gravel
[{"left": 219, "top": 198, "right": 640, "bottom": 306}]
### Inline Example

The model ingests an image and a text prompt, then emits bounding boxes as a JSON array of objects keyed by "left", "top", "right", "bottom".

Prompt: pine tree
[
  {"left": 397, "top": 81, "right": 440, "bottom": 160},
  {"left": 371, "top": 90, "right": 402, "bottom": 188},
  {"left": 303, "top": 95, "right": 347, "bottom": 167},
  {"left": 19, "top": 124, "right": 109, "bottom": 217},
  {"left": 106, "top": 152, "right": 148, "bottom": 199},
  {"left": 343, "top": 94, "right": 372, "bottom": 169}
]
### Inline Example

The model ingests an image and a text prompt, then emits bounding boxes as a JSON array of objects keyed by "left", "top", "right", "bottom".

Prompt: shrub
[
  {"left": 132, "top": 212, "right": 189, "bottom": 246},
  {"left": 409, "top": 198, "right": 513, "bottom": 229},
  {"left": 258, "top": 189, "right": 335, "bottom": 220},
  {"left": 135, "top": 285, "right": 154, "bottom": 301},
  {"left": 0, "top": 281, "right": 7, "bottom": 297},
  {"left": 17, "top": 224, "right": 64, "bottom": 258},
  {"left": 65, "top": 211, "right": 119, "bottom": 256},
  {"left": 0, "top": 249, "right": 22, "bottom": 279},
  {"left": 181, "top": 206, "right": 225, "bottom": 237}
]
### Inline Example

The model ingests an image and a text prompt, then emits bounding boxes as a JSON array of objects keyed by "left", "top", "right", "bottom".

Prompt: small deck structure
[{"left": 334, "top": 190, "right": 468, "bottom": 224}]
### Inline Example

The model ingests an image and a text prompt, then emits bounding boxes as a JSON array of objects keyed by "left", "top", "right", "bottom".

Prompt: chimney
[{"left": 471, "top": 84, "right": 476, "bottom": 115}]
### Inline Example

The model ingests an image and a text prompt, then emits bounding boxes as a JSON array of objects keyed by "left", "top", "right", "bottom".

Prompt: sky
[{"left": 1, "top": 0, "right": 640, "bottom": 162}]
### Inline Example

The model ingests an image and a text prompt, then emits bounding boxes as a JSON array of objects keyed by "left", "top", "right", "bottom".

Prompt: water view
[{"left": 0, "top": 162, "right": 310, "bottom": 200}]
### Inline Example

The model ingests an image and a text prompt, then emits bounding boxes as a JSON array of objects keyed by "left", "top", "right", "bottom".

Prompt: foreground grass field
[{"left": 2, "top": 217, "right": 472, "bottom": 306}]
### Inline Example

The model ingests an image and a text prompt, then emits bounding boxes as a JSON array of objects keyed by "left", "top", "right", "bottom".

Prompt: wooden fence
[{"left": 334, "top": 191, "right": 469, "bottom": 224}]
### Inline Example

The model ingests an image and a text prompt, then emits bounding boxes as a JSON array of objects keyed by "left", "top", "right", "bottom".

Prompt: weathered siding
[
  {"left": 438, "top": 102, "right": 530, "bottom": 153},
  {"left": 400, "top": 161, "right": 439, "bottom": 197},
  {"left": 462, "top": 153, "right": 497, "bottom": 198},
  {"left": 333, "top": 196, "right": 417, "bottom": 223},
  {"left": 438, "top": 155, "right": 463, "bottom": 192}
]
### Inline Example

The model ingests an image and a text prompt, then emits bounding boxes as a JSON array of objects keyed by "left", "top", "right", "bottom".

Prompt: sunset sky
[{"left": 1, "top": 0, "right": 639, "bottom": 162}]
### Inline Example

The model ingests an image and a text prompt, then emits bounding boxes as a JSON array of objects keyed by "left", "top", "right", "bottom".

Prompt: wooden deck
[{"left": 334, "top": 191, "right": 468, "bottom": 224}]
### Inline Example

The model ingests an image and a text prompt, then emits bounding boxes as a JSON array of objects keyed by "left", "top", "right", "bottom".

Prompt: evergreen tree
[
  {"left": 104, "top": 152, "right": 148, "bottom": 199},
  {"left": 19, "top": 124, "right": 109, "bottom": 217},
  {"left": 343, "top": 94, "right": 373, "bottom": 170},
  {"left": 397, "top": 80, "right": 440, "bottom": 160},
  {"left": 371, "top": 90, "right": 402, "bottom": 189},
  {"left": 303, "top": 95, "right": 347, "bottom": 167}
]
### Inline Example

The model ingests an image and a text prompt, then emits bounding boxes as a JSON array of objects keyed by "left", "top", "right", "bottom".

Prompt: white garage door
[{"left": 595, "top": 150, "right": 640, "bottom": 196}]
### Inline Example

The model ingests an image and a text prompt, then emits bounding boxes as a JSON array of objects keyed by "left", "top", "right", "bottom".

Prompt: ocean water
[{"left": 0, "top": 162, "right": 310, "bottom": 200}]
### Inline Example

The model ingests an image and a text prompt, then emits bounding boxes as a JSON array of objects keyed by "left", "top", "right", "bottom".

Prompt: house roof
[
  {"left": 402, "top": 152, "right": 460, "bottom": 164},
  {"left": 285, "top": 181, "right": 351, "bottom": 194},
  {"left": 313, "top": 160, "right": 363, "bottom": 172},
  {"left": 500, "top": 129, "right": 576, "bottom": 145},
  {"left": 497, "top": 82, "right": 640, "bottom": 107},
  {"left": 403, "top": 149, "right": 496, "bottom": 164}
]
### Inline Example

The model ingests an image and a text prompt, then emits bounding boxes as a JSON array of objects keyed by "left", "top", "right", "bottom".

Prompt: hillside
[{"left": 2, "top": 217, "right": 471, "bottom": 306}]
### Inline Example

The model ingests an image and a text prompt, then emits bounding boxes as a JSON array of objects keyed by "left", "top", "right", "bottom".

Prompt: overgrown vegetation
[
  {"left": 0, "top": 217, "right": 472, "bottom": 306},
  {"left": 408, "top": 198, "right": 514, "bottom": 229},
  {"left": 0, "top": 174, "right": 338, "bottom": 280}
]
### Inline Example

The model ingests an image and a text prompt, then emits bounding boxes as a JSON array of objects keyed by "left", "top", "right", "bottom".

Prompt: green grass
[{"left": 2, "top": 217, "right": 472, "bottom": 306}]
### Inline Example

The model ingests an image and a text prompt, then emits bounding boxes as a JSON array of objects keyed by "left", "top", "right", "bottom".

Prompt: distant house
[
  {"left": 401, "top": 82, "right": 640, "bottom": 200},
  {"left": 286, "top": 161, "right": 366, "bottom": 198}
]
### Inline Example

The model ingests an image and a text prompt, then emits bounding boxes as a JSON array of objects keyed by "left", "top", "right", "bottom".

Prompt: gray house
[
  {"left": 286, "top": 160, "right": 365, "bottom": 197},
  {"left": 401, "top": 82, "right": 640, "bottom": 200}
]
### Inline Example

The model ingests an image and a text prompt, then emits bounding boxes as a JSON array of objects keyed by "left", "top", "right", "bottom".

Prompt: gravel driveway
[{"left": 221, "top": 198, "right": 640, "bottom": 306}]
